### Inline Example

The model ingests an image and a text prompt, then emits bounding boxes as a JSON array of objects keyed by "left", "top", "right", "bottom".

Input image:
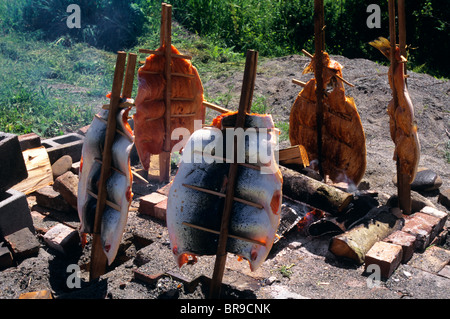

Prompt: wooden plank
[
  {"left": 89, "top": 51, "right": 127, "bottom": 281},
  {"left": 209, "top": 50, "right": 258, "bottom": 299},
  {"left": 278, "top": 145, "right": 309, "bottom": 167},
  {"left": 12, "top": 146, "right": 53, "bottom": 195}
]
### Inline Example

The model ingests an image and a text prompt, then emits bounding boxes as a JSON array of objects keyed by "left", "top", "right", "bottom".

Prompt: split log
[
  {"left": 328, "top": 206, "right": 403, "bottom": 264},
  {"left": 278, "top": 145, "right": 309, "bottom": 167},
  {"left": 12, "top": 146, "right": 53, "bottom": 194},
  {"left": 279, "top": 165, "right": 353, "bottom": 214}
]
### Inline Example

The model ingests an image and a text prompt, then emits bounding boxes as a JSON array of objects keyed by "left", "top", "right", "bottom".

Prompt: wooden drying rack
[
  {"left": 137, "top": 3, "right": 231, "bottom": 183},
  {"left": 89, "top": 51, "right": 137, "bottom": 281},
  {"left": 89, "top": 3, "right": 233, "bottom": 280},
  {"left": 135, "top": 3, "right": 263, "bottom": 297}
]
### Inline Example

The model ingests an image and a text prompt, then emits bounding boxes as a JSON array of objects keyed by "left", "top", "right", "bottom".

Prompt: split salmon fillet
[
  {"left": 289, "top": 52, "right": 367, "bottom": 185},
  {"left": 134, "top": 45, "right": 205, "bottom": 170},
  {"left": 370, "top": 37, "right": 420, "bottom": 183}
]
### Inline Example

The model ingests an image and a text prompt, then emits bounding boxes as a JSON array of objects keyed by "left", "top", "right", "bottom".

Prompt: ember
[{"left": 296, "top": 209, "right": 324, "bottom": 234}]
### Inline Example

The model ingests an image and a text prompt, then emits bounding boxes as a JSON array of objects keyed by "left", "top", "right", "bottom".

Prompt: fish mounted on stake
[
  {"left": 290, "top": 51, "right": 367, "bottom": 186},
  {"left": 134, "top": 3, "right": 205, "bottom": 181},
  {"left": 78, "top": 52, "right": 137, "bottom": 279},
  {"left": 166, "top": 111, "right": 283, "bottom": 272},
  {"left": 77, "top": 103, "right": 134, "bottom": 265},
  {"left": 369, "top": 37, "right": 420, "bottom": 185}
]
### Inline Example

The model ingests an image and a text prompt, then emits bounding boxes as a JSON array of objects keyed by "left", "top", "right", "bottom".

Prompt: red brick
[
  {"left": 402, "top": 213, "right": 436, "bottom": 251},
  {"left": 153, "top": 198, "right": 167, "bottom": 221},
  {"left": 419, "top": 206, "right": 448, "bottom": 232},
  {"left": 138, "top": 192, "right": 167, "bottom": 218},
  {"left": 156, "top": 182, "right": 172, "bottom": 196},
  {"left": 43, "top": 223, "right": 80, "bottom": 254},
  {"left": 4, "top": 227, "right": 40, "bottom": 261},
  {"left": 383, "top": 230, "right": 416, "bottom": 263},
  {"left": 364, "top": 241, "right": 403, "bottom": 279},
  {"left": 53, "top": 171, "right": 78, "bottom": 211},
  {"left": 409, "top": 246, "right": 450, "bottom": 274}
]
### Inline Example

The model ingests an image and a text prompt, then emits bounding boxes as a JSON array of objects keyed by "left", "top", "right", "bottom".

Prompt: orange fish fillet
[
  {"left": 289, "top": 52, "right": 367, "bottom": 185},
  {"left": 134, "top": 45, "right": 205, "bottom": 170},
  {"left": 370, "top": 37, "right": 420, "bottom": 183}
]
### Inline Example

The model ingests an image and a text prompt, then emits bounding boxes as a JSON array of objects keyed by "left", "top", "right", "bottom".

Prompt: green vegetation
[{"left": 0, "top": 0, "right": 448, "bottom": 137}]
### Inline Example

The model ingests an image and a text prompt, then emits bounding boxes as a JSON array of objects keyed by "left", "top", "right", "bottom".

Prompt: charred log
[{"left": 279, "top": 165, "right": 353, "bottom": 215}]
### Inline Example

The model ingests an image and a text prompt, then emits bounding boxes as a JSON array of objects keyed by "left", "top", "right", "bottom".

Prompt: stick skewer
[
  {"left": 209, "top": 50, "right": 258, "bottom": 299},
  {"left": 182, "top": 222, "right": 266, "bottom": 246}
]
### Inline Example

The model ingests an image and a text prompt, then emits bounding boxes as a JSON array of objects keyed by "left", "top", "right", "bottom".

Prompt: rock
[
  {"left": 393, "top": 167, "right": 442, "bottom": 192},
  {"left": 4, "top": 227, "right": 40, "bottom": 261},
  {"left": 51, "top": 155, "right": 73, "bottom": 179},
  {"left": 53, "top": 171, "right": 78, "bottom": 210},
  {"left": 438, "top": 188, "right": 450, "bottom": 210}
]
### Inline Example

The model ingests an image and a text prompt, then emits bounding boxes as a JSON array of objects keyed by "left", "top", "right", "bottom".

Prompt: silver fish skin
[
  {"left": 166, "top": 114, "right": 282, "bottom": 271},
  {"left": 77, "top": 109, "right": 108, "bottom": 233},
  {"left": 77, "top": 107, "right": 134, "bottom": 265}
]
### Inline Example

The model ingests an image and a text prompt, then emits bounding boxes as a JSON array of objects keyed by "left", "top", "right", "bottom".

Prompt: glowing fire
[{"left": 297, "top": 209, "right": 324, "bottom": 234}]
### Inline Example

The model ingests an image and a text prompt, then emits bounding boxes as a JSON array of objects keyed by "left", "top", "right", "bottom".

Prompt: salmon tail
[{"left": 369, "top": 37, "right": 391, "bottom": 59}]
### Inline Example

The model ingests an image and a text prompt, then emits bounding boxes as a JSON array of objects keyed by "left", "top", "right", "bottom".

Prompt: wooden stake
[
  {"left": 398, "top": 0, "right": 407, "bottom": 73},
  {"left": 89, "top": 51, "right": 127, "bottom": 281},
  {"left": 209, "top": 50, "right": 258, "bottom": 299},
  {"left": 160, "top": 3, "right": 173, "bottom": 183},
  {"left": 314, "top": 0, "right": 325, "bottom": 178},
  {"left": 122, "top": 53, "right": 137, "bottom": 99},
  {"left": 389, "top": 0, "right": 411, "bottom": 215}
]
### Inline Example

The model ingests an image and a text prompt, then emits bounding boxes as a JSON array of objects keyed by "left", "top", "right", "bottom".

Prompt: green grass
[{"left": 0, "top": 31, "right": 117, "bottom": 137}]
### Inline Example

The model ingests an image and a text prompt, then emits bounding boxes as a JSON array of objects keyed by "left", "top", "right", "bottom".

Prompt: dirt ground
[{"left": 0, "top": 53, "right": 449, "bottom": 301}]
